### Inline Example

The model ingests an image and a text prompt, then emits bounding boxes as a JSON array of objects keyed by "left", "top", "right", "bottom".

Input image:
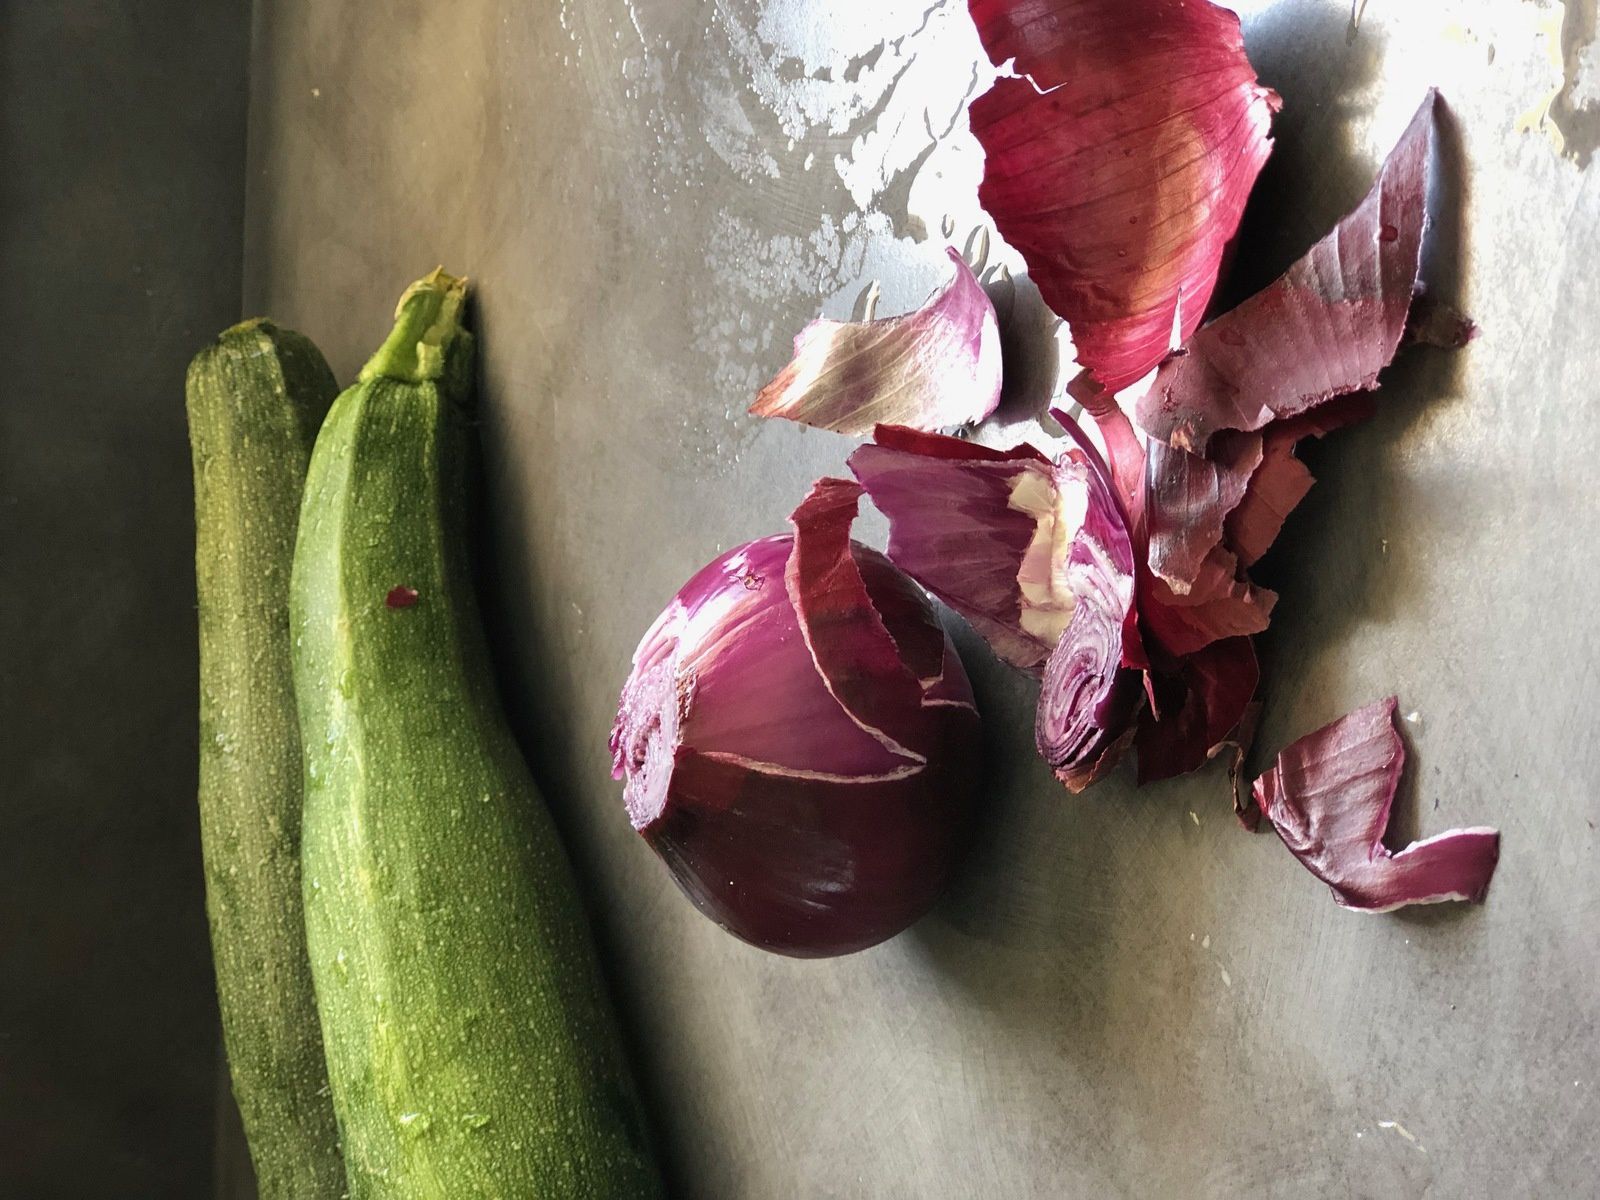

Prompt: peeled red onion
[{"left": 610, "top": 478, "right": 981, "bottom": 958}]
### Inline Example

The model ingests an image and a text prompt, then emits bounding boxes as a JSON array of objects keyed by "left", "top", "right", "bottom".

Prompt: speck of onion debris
[{"left": 1377, "top": 1120, "right": 1426, "bottom": 1153}]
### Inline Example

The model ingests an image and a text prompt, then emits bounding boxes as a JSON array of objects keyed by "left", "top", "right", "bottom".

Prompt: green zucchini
[
  {"left": 187, "top": 319, "right": 345, "bottom": 1199},
  {"left": 292, "top": 271, "right": 662, "bottom": 1198}
]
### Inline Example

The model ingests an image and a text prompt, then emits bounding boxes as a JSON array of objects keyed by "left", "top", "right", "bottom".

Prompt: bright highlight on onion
[
  {"left": 749, "top": 248, "right": 1003, "bottom": 436},
  {"left": 611, "top": 480, "right": 981, "bottom": 958}
]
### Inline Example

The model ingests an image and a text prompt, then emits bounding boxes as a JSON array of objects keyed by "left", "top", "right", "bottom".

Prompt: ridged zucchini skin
[
  {"left": 186, "top": 319, "right": 345, "bottom": 1199},
  {"left": 292, "top": 272, "right": 662, "bottom": 1199}
]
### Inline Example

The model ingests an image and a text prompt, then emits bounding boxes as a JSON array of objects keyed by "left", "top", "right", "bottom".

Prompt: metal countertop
[{"left": 243, "top": 2, "right": 1599, "bottom": 1194}]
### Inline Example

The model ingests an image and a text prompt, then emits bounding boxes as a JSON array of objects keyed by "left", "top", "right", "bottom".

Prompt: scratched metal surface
[{"left": 243, "top": 1, "right": 1599, "bottom": 1194}]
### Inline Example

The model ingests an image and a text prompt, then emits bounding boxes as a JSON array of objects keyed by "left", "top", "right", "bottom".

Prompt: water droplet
[
  {"left": 398, "top": 1112, "right": 432, "bottom": 1137},
  {"left": 335, "top": 949, "right": 349, "bottom": 980},
  {"left": 1379, "top": 224, "right": 1399, "bottom": 243}
]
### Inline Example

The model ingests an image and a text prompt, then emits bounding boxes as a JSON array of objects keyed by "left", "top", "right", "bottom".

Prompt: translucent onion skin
[
  {"left": 611, "top": 480, "right": 982, "bottom": 958},
  {"left": 748, "top": 248, "right": 1003, "bottom": 436},
  {"left": 967, "top": 0, "right": 1279, "bottom": 392}
]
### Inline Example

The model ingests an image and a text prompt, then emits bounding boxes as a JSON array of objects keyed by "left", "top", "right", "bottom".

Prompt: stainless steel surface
[
  {"left": 243, "top": 1, "right": 1599, "bottom": 1195},
  {"left": 2, "top": 2, "right": 250, "bottom": 1192}
]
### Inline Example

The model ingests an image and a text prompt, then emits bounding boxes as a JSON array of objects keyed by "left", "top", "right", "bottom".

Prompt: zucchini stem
[{"left": 359, "top": 267, "right": 469, "bottom": 385}]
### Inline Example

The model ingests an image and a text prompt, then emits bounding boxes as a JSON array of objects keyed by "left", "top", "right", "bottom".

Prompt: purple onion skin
[
  {"left": 612, "top": 533, "right": 982, "bottom": 958},
  {"left": 647, "top": 716, "right": 981, "bottom": 957},
  {"left": 1032, "top": 452, "right": 1139, "bottom": 790}
]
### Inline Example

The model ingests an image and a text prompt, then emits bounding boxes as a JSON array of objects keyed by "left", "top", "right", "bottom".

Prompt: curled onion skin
[
  {"left": 848, "top": 426, "right": 1059, "bottom": 673},
  {"left": 749, "top": 248, "right": 1003, "bottom": 436},
  {"left": 1138, "top": 91, "right": 1439, "bottom": 452},
  {"left": 1033, "top": 450, "right": 1140, "bottom": 791},
  {"left": 610, "top": 480, "right": 982, "bottom": 958},
  {"left": 1253, "top": 697, "right": 1500, "bottom": 912}
]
